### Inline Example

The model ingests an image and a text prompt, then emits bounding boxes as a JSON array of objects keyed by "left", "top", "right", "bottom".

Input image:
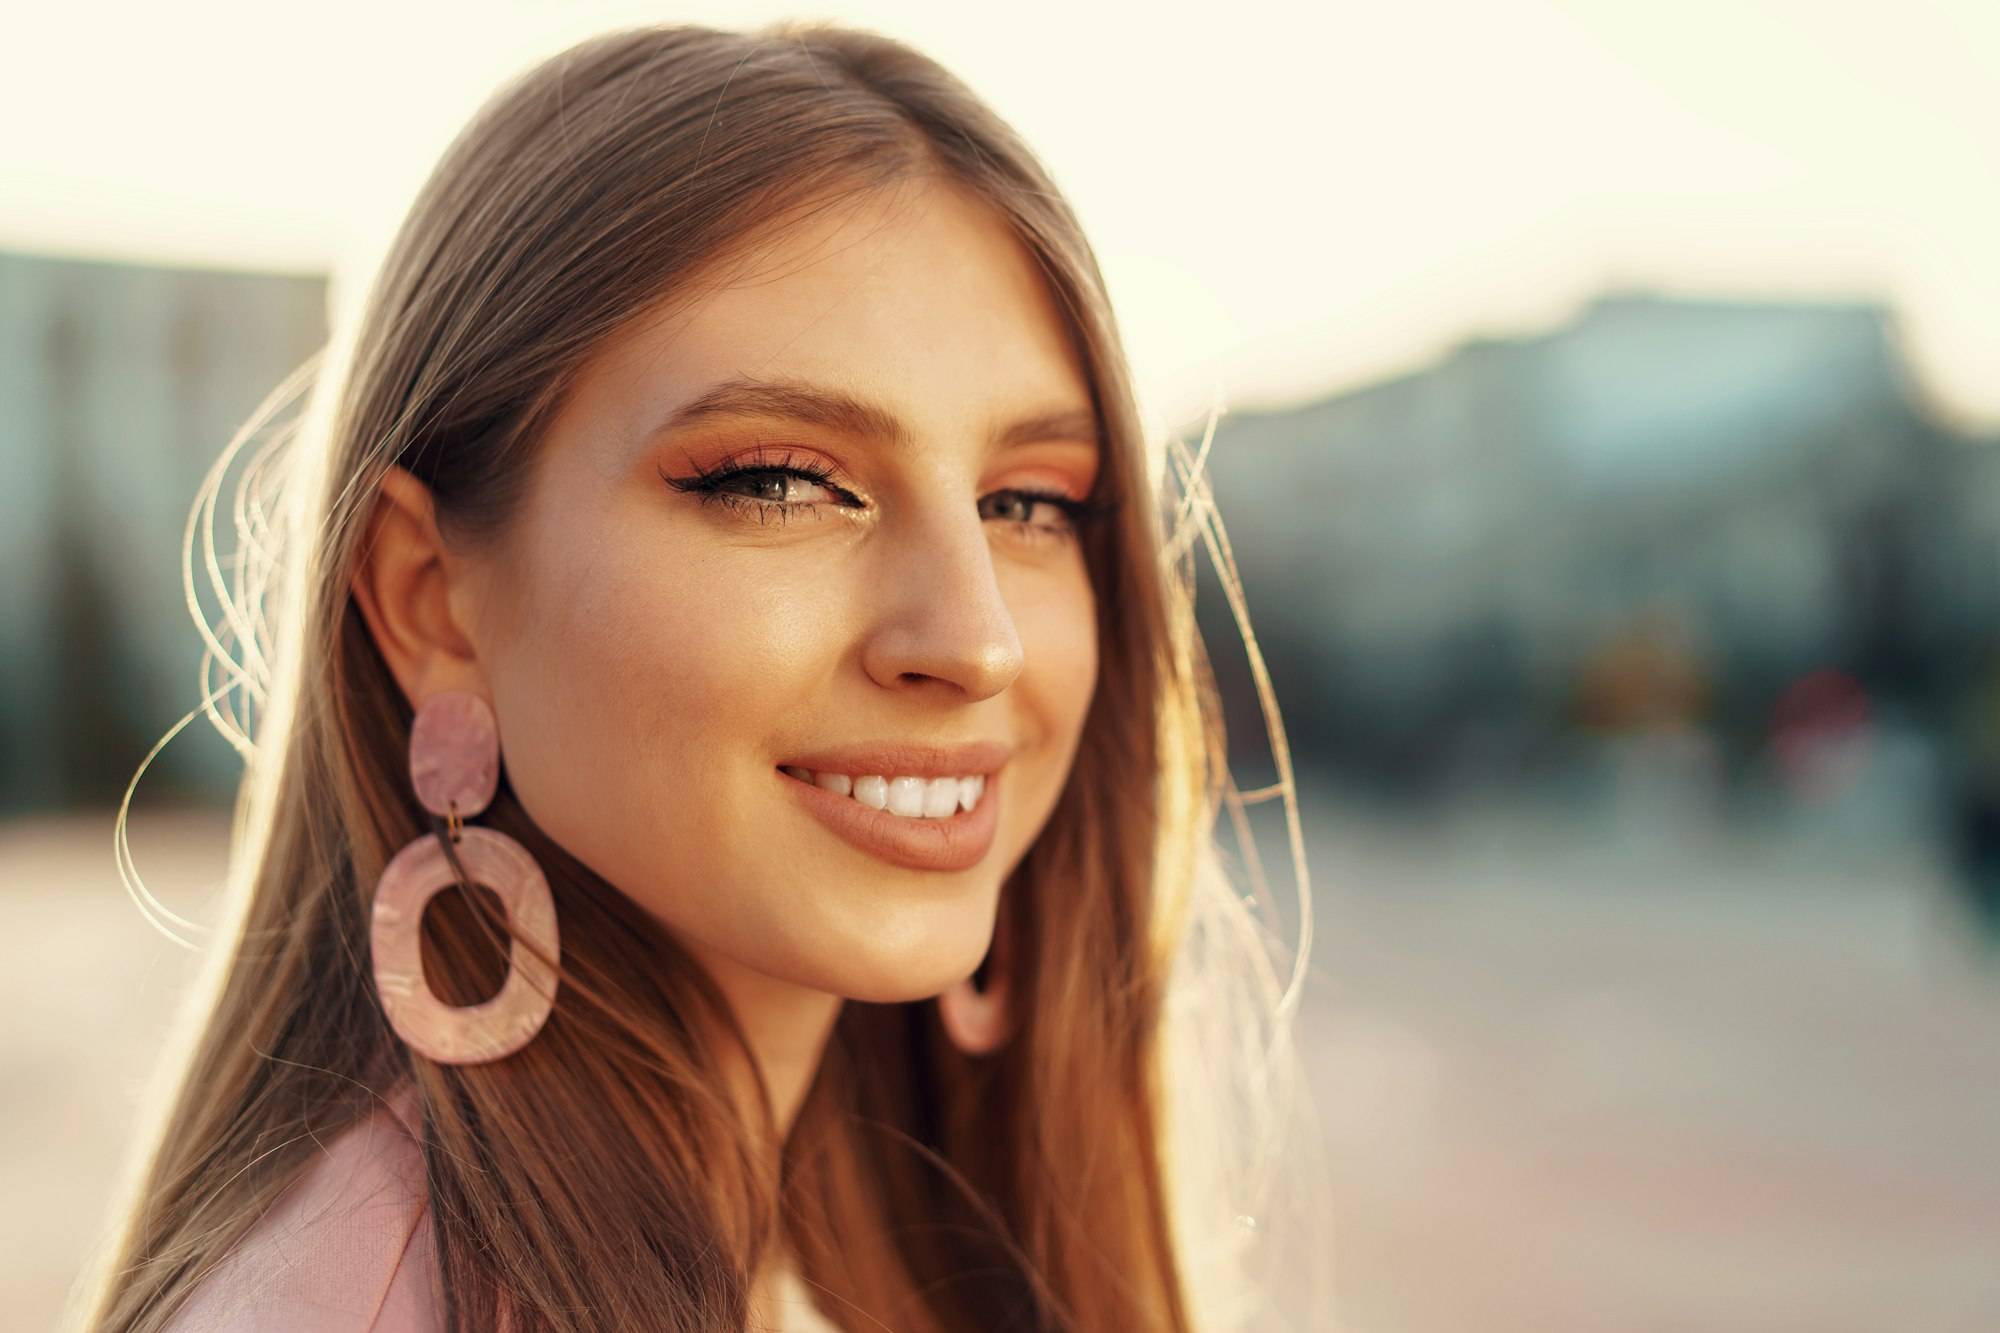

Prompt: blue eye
[
  {"left": 658, "top": 445, "right": 853, "bottom": 527},
  {"left": 658, "top": 445, "right": 1118, "bottom": 541},
  {"left": 975, "top": 487, "right": 1098, "bottom": 541}
]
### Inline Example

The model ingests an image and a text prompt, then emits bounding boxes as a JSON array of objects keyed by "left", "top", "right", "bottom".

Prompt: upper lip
[{"left": 779, "top": 740, "right": 1013, "bottom": 778}]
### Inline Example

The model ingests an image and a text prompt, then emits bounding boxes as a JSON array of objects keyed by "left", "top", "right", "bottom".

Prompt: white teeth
[
  {"left": 886, "top": 776, "right": 927, "bottom": 817},
  {"left": 784, "top": 766, "right": 984, "bottom": 818},
  {"left": 922, "top": 778, "right": 960, "bottom": 818}
]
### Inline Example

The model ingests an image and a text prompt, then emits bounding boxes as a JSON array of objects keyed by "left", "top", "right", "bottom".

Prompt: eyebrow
[{"left": 650, "top": 375, "right": 1103, "bottom": 455}]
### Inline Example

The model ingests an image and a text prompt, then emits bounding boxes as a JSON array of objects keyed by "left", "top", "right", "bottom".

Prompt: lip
[
  {"left": 779, "top": 765, "right": 1002, "bottom": 872},
  {"left": 776, "top": 740, "right": 1012, "bottom": 780}
]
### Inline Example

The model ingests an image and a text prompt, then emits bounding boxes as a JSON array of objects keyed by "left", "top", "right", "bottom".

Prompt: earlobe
[{"left": 349, "top": 465, "right": 486, "bottom": 707}]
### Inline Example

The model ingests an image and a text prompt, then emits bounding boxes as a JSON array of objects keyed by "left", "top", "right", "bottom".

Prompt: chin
[{"left": 790, "top": 922, "right": 997, "bottom": 1006}]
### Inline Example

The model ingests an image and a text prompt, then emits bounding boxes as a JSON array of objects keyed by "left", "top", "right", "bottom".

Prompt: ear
[{"left": 349, "top": 464, "right": 488, "bottom": 710}]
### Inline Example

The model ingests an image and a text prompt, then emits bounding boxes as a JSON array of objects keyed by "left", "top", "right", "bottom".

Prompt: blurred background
[{"left": 5, "top": 2, "right": 1999, "bottom": 1330}]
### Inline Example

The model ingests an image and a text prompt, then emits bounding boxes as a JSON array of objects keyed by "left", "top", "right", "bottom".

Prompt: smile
[
  {"left": 777, "top": 765, "right": 1001, "bottom": 872},
  {"left": 778, "top": 766, "right": 986, "bottom": 818}
]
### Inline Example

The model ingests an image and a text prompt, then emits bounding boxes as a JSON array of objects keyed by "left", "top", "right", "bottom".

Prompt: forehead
[{"left": 576, "top": 177, "right": 1093, "bottom": 444}]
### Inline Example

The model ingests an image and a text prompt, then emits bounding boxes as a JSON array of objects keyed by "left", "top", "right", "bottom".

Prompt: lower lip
[{"left": 779, "top": 767, "right": 1002, "bottom": 872}]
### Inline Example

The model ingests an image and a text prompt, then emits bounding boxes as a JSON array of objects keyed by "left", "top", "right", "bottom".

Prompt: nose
[{"left": 860, "top": 502, "right": 1025, "bottom": 699}]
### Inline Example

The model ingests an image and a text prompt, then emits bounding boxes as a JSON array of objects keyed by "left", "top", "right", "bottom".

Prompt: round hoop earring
[
  {"left": 370, "top": 690, "right": 560, "bottom": 1065},
  {"left": 937, "top": 909, "right": 1013, "bottom": 1055}
]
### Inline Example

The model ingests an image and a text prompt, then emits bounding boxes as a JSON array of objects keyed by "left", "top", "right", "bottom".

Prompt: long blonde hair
[{"left": 72, "top": 20, "right": 1328, "bottom": 1332}]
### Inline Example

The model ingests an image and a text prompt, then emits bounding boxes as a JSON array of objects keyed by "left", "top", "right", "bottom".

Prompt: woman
[{"left": 74, "top": 19, "right": 1322, "bottom": 1332}]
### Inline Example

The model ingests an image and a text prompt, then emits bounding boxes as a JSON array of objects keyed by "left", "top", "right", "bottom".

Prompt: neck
[
  {"left": 687, "top": 944, "right": 844, "bottom": 1146},
  {"left": 680, "top": 946, "right": 843, "bottom": 1328}
]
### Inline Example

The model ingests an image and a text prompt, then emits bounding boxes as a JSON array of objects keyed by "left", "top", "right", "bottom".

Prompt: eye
[
  {"left": 704, "top": 466, "right": 842, "bottom": 518},
  {"left": 979, "top": 488, "right": 1104, "bottom": 544},
  {"left": 658, "top": 446, "right": 858, "bottom": 528},
  {"left": 658, "top": 446, "right": 1120, "bottom": 540}
]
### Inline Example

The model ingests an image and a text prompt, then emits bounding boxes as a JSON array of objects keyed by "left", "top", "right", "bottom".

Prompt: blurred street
[
  {"left": 8, "top": 778, "right": 1998, "bottom": 1331},
  {"left": 1273, "top": 775, "right": 2000, "bottom": 1331}
]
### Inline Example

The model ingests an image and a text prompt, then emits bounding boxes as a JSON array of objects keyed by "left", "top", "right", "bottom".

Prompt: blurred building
[
  {"left": 1190, "top": 292, "right": 2000, "bottom": 811},
  {"left": 0, "top": 251, "right": 325, "bottom": 814}
]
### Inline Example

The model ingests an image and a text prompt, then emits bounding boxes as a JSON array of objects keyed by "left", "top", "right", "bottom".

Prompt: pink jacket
[
  {"left": 162, "top": 1083, "right": 441, "bottom": 1331},
  {"left": 161, "top": 1083, "right": 842, "bottom": 1332}
]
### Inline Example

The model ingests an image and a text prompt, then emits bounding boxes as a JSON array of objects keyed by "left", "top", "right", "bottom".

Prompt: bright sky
[{"left": 6, "top": 0, "right": 1996, "bottom": 437}]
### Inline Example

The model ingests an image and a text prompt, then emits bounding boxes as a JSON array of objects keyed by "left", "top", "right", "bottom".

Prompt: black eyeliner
[{"left": 659, "top": 447, "right": 1118, "bottom": 534}]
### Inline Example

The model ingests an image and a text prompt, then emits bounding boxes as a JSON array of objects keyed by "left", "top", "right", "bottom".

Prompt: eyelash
[{"left": 659, "top": 444, "right": 1119, "bottom": 543}]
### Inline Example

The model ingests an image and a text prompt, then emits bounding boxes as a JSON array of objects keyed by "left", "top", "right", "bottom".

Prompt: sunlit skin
[{"left": 351, "top": 176, "right": 1103, "bottom": 1304}]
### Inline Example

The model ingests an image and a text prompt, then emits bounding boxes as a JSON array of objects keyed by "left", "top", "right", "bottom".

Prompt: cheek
[
  {"left": 1014, "top": 558, "right": 1099, "bottom": 750},
  {"left": 478, "top": 520, "right": 841, "bottom": 886}
]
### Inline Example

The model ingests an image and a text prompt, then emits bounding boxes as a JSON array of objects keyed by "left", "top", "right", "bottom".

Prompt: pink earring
[
  {"left": 937, "top": 912, "right": 1013, "bottom": 1055},
  {"left": 370, "top": 691, "right": 560, "bottom": 1065}
]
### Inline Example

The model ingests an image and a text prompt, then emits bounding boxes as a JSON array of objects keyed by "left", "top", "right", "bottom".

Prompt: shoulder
[{"left": 163, "top": 1082, "right": 442, "bottom": 1333}]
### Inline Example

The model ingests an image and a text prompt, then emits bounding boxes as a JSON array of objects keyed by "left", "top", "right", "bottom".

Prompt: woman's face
[{"left": 460, "top": 177, "right": 1100, "bottom": 1005}]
